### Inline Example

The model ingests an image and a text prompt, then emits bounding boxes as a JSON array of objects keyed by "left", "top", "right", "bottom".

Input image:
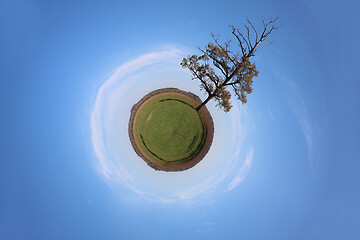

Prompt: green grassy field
[{"left": 133, "top": 93, "right": 206, "bottom": 164}]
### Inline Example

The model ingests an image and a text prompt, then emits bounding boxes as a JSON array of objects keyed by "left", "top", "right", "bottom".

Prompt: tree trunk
[{"left": 195, "top": 94, "right": 214, "bottom": 112}]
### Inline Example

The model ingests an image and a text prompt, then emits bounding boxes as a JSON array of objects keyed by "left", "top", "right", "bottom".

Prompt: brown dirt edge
[{"left": 128, "top": 88, "right": 214, "bottom": 172}]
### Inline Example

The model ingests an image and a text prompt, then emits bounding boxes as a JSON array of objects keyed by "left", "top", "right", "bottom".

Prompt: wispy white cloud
[
  {"left": 90, "top": 48, "right": 184, "bottom": 193},
  {"left": 227, "top": 148, "right": 253, "bottom": 191},
  {"left": 289, "top": 81, "right": 313, "bottom": 170},
  {"left": 173, "top": 169, "right": 230, "bottom": 205},
  {"left": 173, "top": 102, "right": 254, "bottom": 201},
  {"left": 196, "top": 221, "right": 216, "bottom": 233},
  {"left": 267, "top": 108, "right": 275, "bottom": 120},
  {"left": 279, "top": 74, "right": 314, "bottom": 170}
]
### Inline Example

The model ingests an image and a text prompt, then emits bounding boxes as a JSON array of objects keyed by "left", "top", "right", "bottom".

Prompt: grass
[{"left": 133, "top": 93, "right": 206, "bottom": 165}]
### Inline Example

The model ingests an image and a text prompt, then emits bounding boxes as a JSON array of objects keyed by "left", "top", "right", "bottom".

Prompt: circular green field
[{"left": 133, "top": 93, "right": 206, "bottom": 164}]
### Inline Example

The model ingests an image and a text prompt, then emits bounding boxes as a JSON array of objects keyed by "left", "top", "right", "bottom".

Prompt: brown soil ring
[{"left": 128, "top": 88, "right": 214, "bottom": 172}]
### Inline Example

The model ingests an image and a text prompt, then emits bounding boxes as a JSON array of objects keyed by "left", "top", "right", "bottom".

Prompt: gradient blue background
[{"left": 1, "top": 0, "right": 360, "bottom": 239}]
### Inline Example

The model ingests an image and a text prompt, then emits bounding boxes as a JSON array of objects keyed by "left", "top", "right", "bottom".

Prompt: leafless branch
[
  {"left": 231, "top": 17, "right": 281, "bottom": 58},
  {"left": 247, "top": 18, "right": 258, "bottom": 43}
]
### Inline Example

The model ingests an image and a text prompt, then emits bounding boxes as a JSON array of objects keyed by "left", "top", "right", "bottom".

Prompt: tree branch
[{"left": 182, "top": 18, "right": 280, "bottom": 112}]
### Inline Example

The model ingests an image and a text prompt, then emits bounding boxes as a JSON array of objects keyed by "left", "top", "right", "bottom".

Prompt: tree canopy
[{"left": 181, "top": 18, "right": 281, "bottom": 112}]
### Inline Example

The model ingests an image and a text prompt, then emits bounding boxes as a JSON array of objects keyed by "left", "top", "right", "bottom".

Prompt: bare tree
[{"left": 181, "top": 18, "right": 281, "bottom": 112}]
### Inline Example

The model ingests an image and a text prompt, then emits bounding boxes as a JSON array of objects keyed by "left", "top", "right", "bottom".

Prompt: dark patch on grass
[
  {"left": 159, "top": 98, "right": 195, "bottom": 108},
  {"left": 187, "top": 135, "right": 198, "bottom": 151},
  {"left": 140, "top": 114, "right": 207, "bottom": 165},
  {"left": 140, "top": 134, "right": 164, "bottom": 161}
]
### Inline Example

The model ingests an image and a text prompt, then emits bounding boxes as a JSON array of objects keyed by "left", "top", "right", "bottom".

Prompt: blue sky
[{"left": 1, "top": 0, "right": 360, "bottom": 239}]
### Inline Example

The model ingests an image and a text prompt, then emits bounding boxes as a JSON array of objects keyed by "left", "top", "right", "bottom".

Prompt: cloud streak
[
  {"left": 287, "top": 80, "right": 314, "bottom": 169},
  {"left": 227, "top": 148, "right": 253, "bottom": 191},
  {"left": 278, "top": 73, "right": 314, "bottom": 170},
  {"left": 90, "top": 49, "right": 182, "bottom": 181}
]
